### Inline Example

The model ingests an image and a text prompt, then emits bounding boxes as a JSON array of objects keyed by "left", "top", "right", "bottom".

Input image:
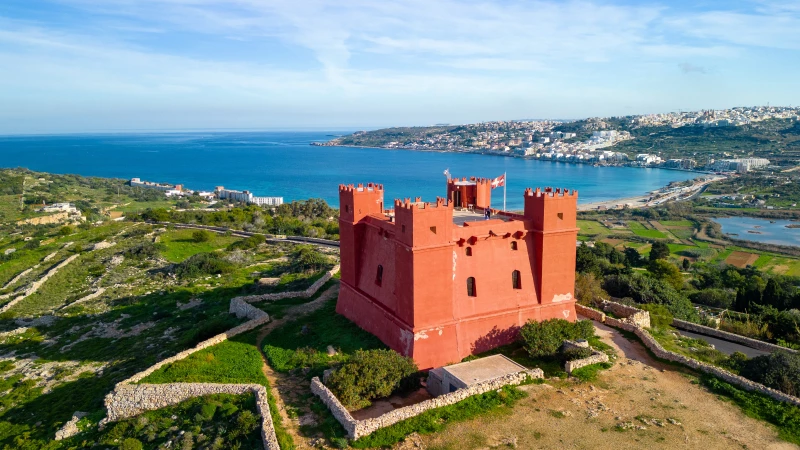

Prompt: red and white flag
[{"left": 491, "top": 174, "right": 505, "bottom": 189}]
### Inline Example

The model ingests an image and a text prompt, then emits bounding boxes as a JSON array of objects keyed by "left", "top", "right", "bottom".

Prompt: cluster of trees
[
  {"left": 518, "top": 318, "right": 594, "bottom": 358},
  {"left": 576, "top": 237, "right": 800, "bottom": 346},
  {"left": 138, "top": 200, "right": 339, "bottom": 239},
  {"left": 576, "top": 241, "right": 699, "bottom": 321}
]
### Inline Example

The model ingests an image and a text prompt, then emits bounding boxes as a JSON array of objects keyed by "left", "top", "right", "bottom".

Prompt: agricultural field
[{"left": 627, "top": 221, "right": 668, "bottom": 239}]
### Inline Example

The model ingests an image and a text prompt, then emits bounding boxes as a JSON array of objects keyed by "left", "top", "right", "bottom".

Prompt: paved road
[{"left": 678, "top": 329, "right": 768, "bottom": 358}]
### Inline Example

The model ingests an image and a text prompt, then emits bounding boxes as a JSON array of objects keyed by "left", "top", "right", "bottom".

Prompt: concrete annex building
[{"left": 337, "top": 178, "right": 579, "bottom": 369}]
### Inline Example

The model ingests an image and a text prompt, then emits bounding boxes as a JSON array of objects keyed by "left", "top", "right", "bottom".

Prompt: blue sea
[{"left": 0, "top": 131, "right": 698, "bottom": 210}]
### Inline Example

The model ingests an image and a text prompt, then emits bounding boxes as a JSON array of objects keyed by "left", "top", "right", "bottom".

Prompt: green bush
[
  {"left": 123, "top": 241, "right": 162, "bottom": 260},
  {"left": 519, "top": 319, "right": 594, "bottom": 358},
  {"left": 119, "top": 438, "right": 143, "bottom": 450},
  {"left": 228, "top": 234, "right": 266, "bottom": 250},
  {"left": 327, "top": 349, "right": 421, "bottom": 409},
  {"left": 58, "top": 226, "right": 73, "bottom": 236},
  {"left": 174, "top": 252, "right": 235, "bottom": 278},
  {"left": 741, "top": 352, "right": 800, "bottom": 396},
  {"left": 191, "top": 229, "right": 213, "bottom": 243},
  {"left": 560, "top": 346, "right": 593, "bottom": 363},
  {"left": 638, "top": 303, "right": 674, "bottom": 329}
]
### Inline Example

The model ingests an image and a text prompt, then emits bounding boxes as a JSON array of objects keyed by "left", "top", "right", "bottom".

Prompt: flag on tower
[{"left": 491, "top": 174, "right": 505, "bottom": 189}]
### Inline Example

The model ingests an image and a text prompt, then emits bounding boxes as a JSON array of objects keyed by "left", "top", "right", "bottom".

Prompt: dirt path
[
  {"left": 420, "top": 320, "right": 798, "bottom": 450},
  {"left": 255, "top": 283, "right": 341, "bottom": 449}
]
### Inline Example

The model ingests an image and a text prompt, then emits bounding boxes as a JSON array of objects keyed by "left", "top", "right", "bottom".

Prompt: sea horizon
[{"left": 0, "top": 130, "right": 698, "bottom": 210}]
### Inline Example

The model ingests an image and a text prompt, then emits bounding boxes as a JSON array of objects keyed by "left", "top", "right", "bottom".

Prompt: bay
[
  {"left": 713, "top": 217, "right": 800, "bottom": 247},
  {"left": 0, "top": 131, "right": 697, "bottom": 210}
]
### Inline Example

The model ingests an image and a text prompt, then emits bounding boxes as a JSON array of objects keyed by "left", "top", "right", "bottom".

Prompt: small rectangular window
[
  {"left": 467, "top": 277, "right": 476, "bottom": 297},
  {"left": 375, "top": 265, "right": 383, "bottom": 286},
  {"left": 430, "top": 226, "right": 437, "bottom": 234}
]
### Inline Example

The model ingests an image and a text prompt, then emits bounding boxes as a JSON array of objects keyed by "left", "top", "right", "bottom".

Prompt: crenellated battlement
[
  {"left": 523, "top": 187, "right": 578, "bottom": 198},
  {"left": 339, "top": 183, "right": 384, "bottom": 193},
  {"left": 393, "top": 196, "right": 451, "bottom": 211}
]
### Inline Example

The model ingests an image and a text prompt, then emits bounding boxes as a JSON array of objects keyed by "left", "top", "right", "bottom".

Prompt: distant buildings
[
  {"left": 710, "top": 158, "right": 770, "bottom": 173},
  {"left": 665, "top": 159, "right": 697, "bottom": 170},
  {"left": 130, "top": 178, "right": 182, "bottom": 192},
  {"left": 39, "top": 202, "right": 78, "bottom": 214},
  {"left": 215, "top": 186, "right": 283, "bottom": 206}
]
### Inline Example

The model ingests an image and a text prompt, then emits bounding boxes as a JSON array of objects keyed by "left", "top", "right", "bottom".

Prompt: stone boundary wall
[
  {"left": 600, "top": 300, "right": 651, "bottom": 328},
  {"left": 578, "top": 303, "right": 800, "bottom": 408},
  {"left": 0, "top": 254, "right": 80, "bottom": 314},
  {"left": 233, "top": 265, "right": 340, "bottom": 304},
  {"left": 311, "top": 369, "right": 544, "bottom": 440},
  {"left": 565, "top": 350, "right": 610, "bottom": 374},
  {"left": 121, "top": 310, "right": 269, "bottom": 384},
  {"left": 1, "top": 266, "right": 35, "bottom": 290},
  {"left": 672, "top": 319, "right": 798, "bottom": 355},
  {"left": 101, "top": 383, "right": 279, "bottom": 449},
  {"left": 575, "top": 304, "right": 605, "bottom": 322},
  {"left": 101, "top": 297, "right": 279, "bottom": 449}
]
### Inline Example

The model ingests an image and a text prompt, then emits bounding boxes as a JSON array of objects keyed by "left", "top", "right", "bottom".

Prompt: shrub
[
  {"left": 519, "top": 319, "right": 594, "bottom": 358},
  {"left": 740, "top": 352, "right": 800, "bottom": 396},
  {"left": 58, "top": 226, "right": 73, "bottom": 236},
  {"left": 228, "top": 234, "right": 266, "bottom": 251},
  {"left": 192, "top": 229, "right": 213, "bottom": 243},
  {"left": 119, "top": 438, "right": 143, "bottom": 450},
  {"left": 560, "top": 346, "right": 593, "bottom": 363},
  {"left": 638, "top": 304, "right": 674, "bottom": 329},
  {"left": 123, "top": 241, "right": 162, "bottom": 260},
  {"left": 174, "top": 252, "right": 235, "bottom": 278},
  {"left": 327, "top": 349, "right": 421, "bottom": 409}
]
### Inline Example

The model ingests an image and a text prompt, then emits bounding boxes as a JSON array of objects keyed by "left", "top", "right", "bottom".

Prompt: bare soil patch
[
  {"left": 726, "top": 251, "right": 760, "bottom": 268},
  {"left": 418, "top": 321, "right": 797, "bottom": 450}
]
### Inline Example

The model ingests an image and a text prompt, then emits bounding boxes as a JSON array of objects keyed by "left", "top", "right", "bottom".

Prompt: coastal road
[{"left": 677, "top": 329, "right": 768, "bottom": 358}]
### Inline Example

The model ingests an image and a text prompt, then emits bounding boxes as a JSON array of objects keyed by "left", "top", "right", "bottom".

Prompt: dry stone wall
[
  {"left": 578, "top": 303, "right": 800, "bottom": 408},
  {"left": 102, "top": 383, "right": 279, "bottom": 449},
  {"left": 311, "top": 369, "right": 544, "bottom": 440},
  {"left": 565, "top": 350, "right": 609, "bottom": 374},
  {"left": 575, "top": 304, "right": 605, "bottom": 322},
  {"left": 672, "top": 319, "right": 798, "bottom": 354},
  {"left": 101, "top": 297, "right": 279, "bottom": 449},
  {"left": 233, "top": 265, "right": 340, "bottom": 304},
  {"left": 0, "top": 254, "right": 80, "bottom": 314},
  {"left": 601, "top": 300, "right": 651, "bottom": 328}
]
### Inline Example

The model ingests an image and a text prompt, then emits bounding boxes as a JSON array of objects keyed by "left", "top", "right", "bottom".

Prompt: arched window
[
  {"left": 467, "top": 277, "right": 476, "bottom": 297},
  {"left": 465, "top": 247, "right": 472, "bottom": 256},
  {"left": 375, "top": 265, "right": 383, "bottom": 286},
  {"left": 512, "top": 270, "right": 521, "bottom": 289},
  {"left": 510, "top": 241, "right": 518, "bottom": 250}
]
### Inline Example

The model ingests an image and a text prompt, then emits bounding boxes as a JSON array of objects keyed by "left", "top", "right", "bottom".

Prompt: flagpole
[{"left": 503, "top": 172, "right": 507, "bottom": 211}]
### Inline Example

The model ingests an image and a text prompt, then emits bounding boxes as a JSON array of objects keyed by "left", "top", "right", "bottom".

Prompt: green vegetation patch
[
  {"left": 263, "top": 298, "right": 385, "bottom": 375},
  {"left": 350, "top": 385, "right": 526, "bottom": 449},
  {"left": 701, "top": 375, "right": 800, "bottom": 445},
  {"left": 139, "top": 331, "right": 267, "bottom": 385},
  {"left": 628, "top": 221, "right": 668, "bottom": 239},
  {"left": 159, "top": 229, "right": 239, "bottom": 263}
]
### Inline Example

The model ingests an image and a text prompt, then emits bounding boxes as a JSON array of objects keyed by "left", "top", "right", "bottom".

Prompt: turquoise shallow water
[
  {"left": 714, "top": 217, "right": 800, "bottom": 247},
  {"left": 0, "top": 131, "right": 697, "bottom": 210}
]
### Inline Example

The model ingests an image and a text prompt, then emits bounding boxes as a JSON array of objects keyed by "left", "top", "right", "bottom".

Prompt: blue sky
[{"left": 1, "top": 0, "right": 799, "bottom": 134}]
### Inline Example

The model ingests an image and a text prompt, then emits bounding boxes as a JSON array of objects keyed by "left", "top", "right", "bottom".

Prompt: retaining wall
[
  {"left": 601, "top": 300, "right": 651, "bottom": 328},
  {"left": 672, "top": 319, "right": 798, "bottom": 354},
  {"left": 311, "top": 369, "right": 544, "bottom": 440},
  {"left": 0, "top": 254, "right": 80, "bottom": 314},
  {"left": 578, "top": 303, "right": 800, "bottom": 408}
]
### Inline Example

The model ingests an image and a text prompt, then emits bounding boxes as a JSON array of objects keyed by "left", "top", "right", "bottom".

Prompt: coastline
[{"left": 316, "top": 142, "right": 715, "bottom": 211}]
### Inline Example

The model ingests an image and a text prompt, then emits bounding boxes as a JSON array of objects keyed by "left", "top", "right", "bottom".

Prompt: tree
[
  {"left": 519, "top": 318, "right": 594, "bottom": 358},
  {"left": 763, "top": 278, "right": 789, "bottom": 310},
  {"left": 290, "top": 245, "right": 328, "bottom": 273},
  {"left": 58, "top": 225, "right": 73, "bottom": 236},
  {"left": 574, "top": 272, "right": 608, "bottom": 306},
  {"left": 682, "top": 258, "right": 691, "bottom": 270},
  {"left": 192, "top": 229, "right": 212, "bottom": 243},
  {"left": 648, "top": 259, "right": 685, "bottom": 290},
  {"left": 649, "top": 241, "right": 670, "bottom": 262},
  {"left": 740, "top": 351, "right": 800, "bottom": 396},
  {"left": 624, "top": 247, "right": 642, "bottom": 267}
]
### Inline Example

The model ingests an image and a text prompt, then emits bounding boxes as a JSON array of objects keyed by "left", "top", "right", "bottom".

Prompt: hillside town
[{"left": 322, "top": 105, "right": 799, "bottom": 172}]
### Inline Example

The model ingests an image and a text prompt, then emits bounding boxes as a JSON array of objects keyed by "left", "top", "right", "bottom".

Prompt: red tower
[
  {"left": 447, "top": 177, "right": 492, "bottom": 209},
  {"left": 336, "top": 181, "right": 578, "bottom": 369}
]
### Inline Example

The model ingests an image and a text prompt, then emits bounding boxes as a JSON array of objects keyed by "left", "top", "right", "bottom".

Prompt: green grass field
[
  {"left": 159, "top": 229, "right": 240, "bottom": 263},
  {"left": 140, "top": 330, "right": 267, "bottom": 385},
  {"left": 577, "top": 220, "right": 609, "bottom": 236},
  {"left": 659, "top": 220, "right": 694, "bottom": 227},
  {"left": 627, "top": 221, "right": 668, "bottom": 239}
]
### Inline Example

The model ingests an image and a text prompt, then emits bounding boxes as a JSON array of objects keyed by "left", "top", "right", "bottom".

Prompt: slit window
[
  {"left": 345, "top": 205, "right": 349, "bottom": 213},
  {"left": 557, "top": 212, "right": 564, "bottom": 220},
  {"left": 510, "top": 241, "right": 518, "bottom": 250},
  {"left": 430, "top": 226, "right": 437, "bottom": 234},
  {"left": 467, "top": 277, "right": 476, "bottom": 297},
  {"left": 402, "top": 225, "right": 406, "bottom": 233},
  {"left": 465, "top": 247, "right": 472, "bottom": 256},
  {"left": 512, "top": 270, "right": 521, "bottom": 289},
  {"left": 375, "top": 265, "right": 383, "bottom": 286}
]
